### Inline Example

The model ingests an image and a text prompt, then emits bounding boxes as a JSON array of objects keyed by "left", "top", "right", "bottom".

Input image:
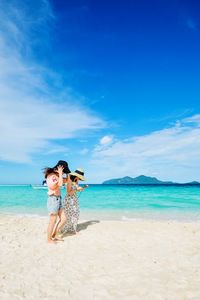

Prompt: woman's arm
[
  {"left": 77, "top": 184, "right": 89, "bottom": 192},
  {"left": 66, "top": 176, "right": 77, "bottom": 196}
]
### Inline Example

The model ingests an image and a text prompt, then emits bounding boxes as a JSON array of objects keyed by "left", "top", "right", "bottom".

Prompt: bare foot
[
  {"left": 65, "top": 232, "right": 77, "bottom": 237},
  {"left": 54, "top": 236, "right": 64, "bottom": 242},
  {"left": 47, "top": 239, "right": 57, "bottom": 244}
]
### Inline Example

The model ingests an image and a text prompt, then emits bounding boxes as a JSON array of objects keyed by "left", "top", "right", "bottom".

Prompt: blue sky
[{"left": 0, "top": 0, "right": 200, "bottom": 183}]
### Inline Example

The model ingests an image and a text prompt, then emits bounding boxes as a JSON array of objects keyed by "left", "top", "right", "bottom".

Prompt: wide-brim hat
[
  {"left": 70, "top": 168, "right": 85, "bottom": 181},
  {"left": 53, "top": 160, "right": 71, "bottom": 174}
]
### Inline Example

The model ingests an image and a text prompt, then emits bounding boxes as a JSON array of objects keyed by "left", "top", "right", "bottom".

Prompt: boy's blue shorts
[{"left": 47, "top": 195, "right": 63, "bottom": 214}]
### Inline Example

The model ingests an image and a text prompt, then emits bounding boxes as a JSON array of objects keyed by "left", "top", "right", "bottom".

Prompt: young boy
[{"left": 44, "top": 160, "right": 70, "bottom": 243}]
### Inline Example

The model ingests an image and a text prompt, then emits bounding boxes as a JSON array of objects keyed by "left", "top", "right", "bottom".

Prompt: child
[
  {"left": 44, "top": 160, "right": 70, "bottom": 243},
  {"left": 62, "top": 168, "right": 88, "bottom": 235}
]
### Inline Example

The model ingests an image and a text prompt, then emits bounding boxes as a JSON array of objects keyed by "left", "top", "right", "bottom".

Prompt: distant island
[{"left": 102, "top": 175, "right": 200, "bottom": 185}]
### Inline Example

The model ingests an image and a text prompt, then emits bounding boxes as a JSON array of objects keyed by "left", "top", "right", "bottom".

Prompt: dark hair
[
  {"left": 53, "top": 160, "right": 71, "bottom": 174},
  {"left": 43, "top": 167, "right": 57, "bottom": 179},
  {"left": 70, "top": 175, "right": 78, "bottom": 182}
]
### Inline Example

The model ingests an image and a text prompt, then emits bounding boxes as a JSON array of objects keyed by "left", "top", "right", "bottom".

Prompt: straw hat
[{"left": 70, "top": 168, "right": 85, "bottom": 181}]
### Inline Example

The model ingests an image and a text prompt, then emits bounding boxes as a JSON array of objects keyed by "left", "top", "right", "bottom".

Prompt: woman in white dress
[{"left": 62, "top": 168, "right": 88, "bottom": 234}]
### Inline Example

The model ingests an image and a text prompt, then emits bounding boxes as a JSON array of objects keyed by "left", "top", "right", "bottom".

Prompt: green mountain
[
  {"left": 102, "top": 175, "right": 197, "bottom": 185},
  {"left": 187, "top": 181, "right": 200, "bottom": 185}
]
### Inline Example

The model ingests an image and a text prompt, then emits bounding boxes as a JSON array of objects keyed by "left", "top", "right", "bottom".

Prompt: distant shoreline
[
  {"left": 0, "top": 183, "right": 200, "bottom": 186},
  {"left": 101, "top": 183, "right": 200, "bottom": 186},
  {"left": 102, "top": 175, "right": 200, "bottom": 185}
]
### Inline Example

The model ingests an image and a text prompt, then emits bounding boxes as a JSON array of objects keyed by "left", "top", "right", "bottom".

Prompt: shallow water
[{"left": 0, "top": 184, "right": 200, "bottom": 221}]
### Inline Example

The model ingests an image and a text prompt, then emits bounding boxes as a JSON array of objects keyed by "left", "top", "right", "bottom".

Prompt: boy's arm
[{"left": 57, "top": 166, "right": 64, "bottom": 187}]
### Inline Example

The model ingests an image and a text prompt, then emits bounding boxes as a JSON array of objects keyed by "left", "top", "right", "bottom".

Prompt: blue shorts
[{"left": 47, "top": 195, "right": 63, "bottom": 215}]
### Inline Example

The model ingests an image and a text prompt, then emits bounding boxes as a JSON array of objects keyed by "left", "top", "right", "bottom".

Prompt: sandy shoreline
[{"left": 0, "top": 215, "right": 200, "bottom": 300}]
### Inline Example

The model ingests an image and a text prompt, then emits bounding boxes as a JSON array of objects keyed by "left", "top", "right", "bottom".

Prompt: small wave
[
  {"left": 0, "top": 211, "right": 46, "bottom": 218},
  {"left": 121, "top": 215, "right": 145, "bottom": 221}
]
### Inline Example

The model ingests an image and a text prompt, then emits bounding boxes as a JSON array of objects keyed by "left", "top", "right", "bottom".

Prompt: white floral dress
[{"left": 62, "top": 182, "right": 80, "bottom": 233}]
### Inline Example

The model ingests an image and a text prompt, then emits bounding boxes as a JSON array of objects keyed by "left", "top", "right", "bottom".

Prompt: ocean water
[{"left": 0, "top": 184, "right": 200, "bottom": 221}]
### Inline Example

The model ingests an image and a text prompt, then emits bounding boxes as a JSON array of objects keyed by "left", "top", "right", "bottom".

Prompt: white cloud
[
  {"left": 90, "top": 116, "right": 200, "bottom": 183},
  {"left": 0, "top": 0, "right": 105, "bottom": 163},
  {"left": 99, "top": 135, "right": 113, "bottom": 145},
  {"left": 0, "top": 98, "right": 104, "bottom": 163}
]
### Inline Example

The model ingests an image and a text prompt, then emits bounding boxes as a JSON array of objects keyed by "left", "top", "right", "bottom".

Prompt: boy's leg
[
  {"left": 53, "top": 209, "right": 67, "bottom": 240},
  {"left": 47, "top": 213, "right": 58, "bottom": 243}
]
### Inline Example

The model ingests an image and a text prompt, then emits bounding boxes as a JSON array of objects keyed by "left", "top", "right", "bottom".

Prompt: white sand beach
[{"left": 0, "top": 215, "right": 200, "bottom": 300}]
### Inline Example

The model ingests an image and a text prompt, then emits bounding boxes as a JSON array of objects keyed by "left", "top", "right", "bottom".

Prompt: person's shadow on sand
[
  {"left": 62, "top": 220, "right": 100, "bottom": 237},
  {"left": 77, "top": 220, "right": 100, "bottom": 232}
]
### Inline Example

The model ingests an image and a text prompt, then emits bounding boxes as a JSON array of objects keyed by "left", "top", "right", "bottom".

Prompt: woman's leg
[
  {"left": 47, "top": 214, "right": 58, "bottom": 243},
  {"left": 72, "top": 206, "right": 80, "bottom": 233},
  {"left": 61, "top": 199, "right": 74, "bottom": 234}
]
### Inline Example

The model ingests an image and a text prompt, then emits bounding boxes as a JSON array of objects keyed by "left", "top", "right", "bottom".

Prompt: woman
[{"left": 62, "top": 168, "right": 88, "bottom": 235}]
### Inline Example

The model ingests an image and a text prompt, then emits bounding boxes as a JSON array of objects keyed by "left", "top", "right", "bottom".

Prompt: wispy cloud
[
  {"left": 79, "top": 148, "right": 89, "bottom": 155},
  {"left": 90, "top": 115, "right": 200, "bottom": 183},
  {"left": 148, "top": 109, "right": 194, "bottom": 123},
  {"left": 183, "top": 114, "right": 200, "bottom": 125},
  {"left": 0, "top": 0, "right": 105, "bottom": 163}
]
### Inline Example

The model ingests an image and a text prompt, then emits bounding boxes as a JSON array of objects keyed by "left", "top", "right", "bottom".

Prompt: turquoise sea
[{"left": 0, "top": 185, "right": 200, "bottom": 221}]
